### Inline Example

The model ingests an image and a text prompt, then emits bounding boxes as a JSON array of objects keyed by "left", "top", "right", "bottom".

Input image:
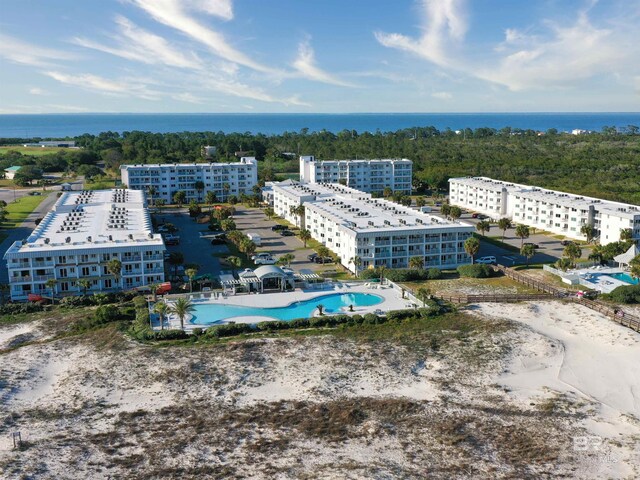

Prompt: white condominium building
[
  {"left": 3, "top": 189, "right": 166, "bottom": 301},
  {"left": 299, "top": 155, "right": 412, "bottom": 194},
  {"left": 271, "top": 181, "right": 474, "bottom": 273},
  {"left": 121, "top": 158, "right": 258, "bottom": 203},
  {"left": 449, "top": 177, "right": 640, "bottom": 245}
]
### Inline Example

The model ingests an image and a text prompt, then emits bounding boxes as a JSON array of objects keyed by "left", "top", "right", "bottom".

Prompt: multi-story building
[
  {"left": 121, "top": 158, "right": 258, "bottom": 203},
  {"left": 3, "top": 189, "right": 165, "bottom": 301},
  {"left": 449, "top": 177, "right": 640, "bottom": 245},
  {"left": 271, "top": 181, "right": 474, "bottom": 273},
  {"left": 299, "top": 155, "right": 412, "bottom": 194}
]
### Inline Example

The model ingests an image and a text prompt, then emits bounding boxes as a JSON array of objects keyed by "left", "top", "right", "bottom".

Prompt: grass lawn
[
  {"left": 1, "top": 194, "right": 47, "bottom": 229},
  {"left": 0, "top": 146, "right": 68, "bottom": 156}
]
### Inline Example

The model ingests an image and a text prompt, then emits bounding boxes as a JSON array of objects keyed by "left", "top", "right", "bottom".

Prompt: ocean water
[{"left": 0, "top": 113, "right": 639, "bottom": 138}]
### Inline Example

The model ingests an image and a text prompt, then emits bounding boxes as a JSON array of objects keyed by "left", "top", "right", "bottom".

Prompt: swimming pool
[
  {"left": 608, "top": 272, "right": 639, "bottom": 285},
  {"left": 190, "top": 292, "right": 384, "bottom": 325}
]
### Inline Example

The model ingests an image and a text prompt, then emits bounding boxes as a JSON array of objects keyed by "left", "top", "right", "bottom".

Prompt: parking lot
[{"left": 154, "top": 206, "right": 335, "bottom": 281}]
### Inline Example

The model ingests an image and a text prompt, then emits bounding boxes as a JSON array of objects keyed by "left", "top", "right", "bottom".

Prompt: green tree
[
  {"left": 188, "top": 200, "right": 201, "bottom": 217},
  {"left": 45, "top": 278, "right": 57, "bottom": 304},
  {"left": 520, "top": 243, "right": 536, "bottom": 265},
  {"left": 220, "top": 218, "right": 236, "bottom": 231},
  {"left": 580, "top": 224, "right": 595, "bottom": 243},
  {"left": 289, "top": 204, "right": 305, "bottom": 227},
  {"left": 498, "top": 218, "right": 512, "bottom": 241},
  {"left": 620, "top": 228, "right": 633, "bottom": 241},
  {"left": 194, "top": 181, "right": 205, "bottom": 201},
  {"left": 240, "top": 239, "right": 257, "bottom": 259},
  {"left": 205, "top": 191, "right": 218, "bottom": 210},
  {"left": 416, "top": 287, "right": 431, "bottom": 306},
  {"left": 555, "top": 258, "right": 572, "bottom": 272},
  {"left": 349, "top": 255, "right": 362, "bottom": 277},
  {"left": 173, "top": 191, "right": 186, "bottom": 207},
  {"left": 464, "top": 236, "right": 480, "bottom": 264},
  {"left": 317, "top": 246, "right": 331, "bottom": 259},
  {"left": 146, "top": 186, "right": 157, "bottom": 206},
  {"left": 383, "top": 187, "right": 393, "bottom": 198},
  {"left": 630, "top": 254, "right": 640, "bottom": 280},
  {"left": 185, "top": 268, "right": 198, "bottom": 293},
  {"left": 78, "top": 279, "right": 91, "bottom": 296},
  {"left": 515, "top": 224, "right": 530, "bottom": 247},
  {"left": 222, "top": 183, "right": 231, "bottom": 201},
  {"left": 170, "top": 297, "right": 194, "bottom": 331},
  {"left": 416, "top": 197, "right": 426, "bottom": 208},
  {"left": 226, "top": 255, "right": 242, "bottom": 274},
  {"left": 449, "top": 206, "right": 462, "bottom": 221},
  {"left": 153, "top": 301, "right": 169, "bottom": 330},
  {"left": 409, "top": 256, "right": 424, "bottom": 269},
  {"left": 588, "top": 245, "right": 605, "bottom": 265},
  {"left": 13, "top": 165, "right": 43, "bottom": 186},
  {"left": 277, "top": 253, "right": 295, "bottom": 268},
  {"left": 316, "top": 304, "right": 325, "bottom": 316},
  {"left": 299, "top": 229, "right": 311, "bottom": 247},
  {"left": 440, "top": 203, "right": 451, "bottom": 218},
  {"left": 563, "top": 243, "right": 582, "bottom": 265},
  {"left": 107, "top": 259, "right": 122, "bottom": 289},
  {"left": 168, "top": 252, "right": 184, "bottom": 277},
  {"left": 264, "top": 207, "right": 275, "bottom": 219},
  {"left": 476, "top": 220, "right": 491, "bottom": 236}
]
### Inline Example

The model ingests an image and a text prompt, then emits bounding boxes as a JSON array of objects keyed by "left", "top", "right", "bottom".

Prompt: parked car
[
  {"left": 163, "top": 234, "right": 180, "bottom": 246},
  {"left": 157, "top": 225, "right": 170, "bottom": 233},
  {"left": 314, "top": 256, "right": 334, "bottom": 264},
  {"left": 307, "top": 253, "right": 318, "bottom": 262},
  {"left": 523, "top": 242, "right": 539, "bottom": 249},
  {"left": 271, "top": 224, "right": 288, "bottom": 231},
  {"left": 476, "top": 256, "right": 497, "bottom": 265},
  {"left": 471, "top": 213, "right": 479, "bottom": 218},
  {"left": 280, "top": 230, "right": 295, "bottom": 236},
  {"left": 251, "top": 252, "right": 272, "bottom": 261},
  {"left": 254, "top": 256, "right": 276, "bottom": 265},
  {"left": 29, "top": 191, "right": 42, "bottom": 196},
  {"left": 560, "top": 240, "right": 573, "bottom": 246}
]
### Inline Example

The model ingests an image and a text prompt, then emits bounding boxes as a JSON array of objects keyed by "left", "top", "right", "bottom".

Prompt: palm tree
[
  {"left": 349, "top": 255, "right": 362, "bottom": 276},
  {"left": 515, "top": 224, "right": 530, "bottom": 247},
  {"left": 226, "top": 256, "right": 242, "bottom": 275},
  {"left": 173, "top": 191, "right": 186, "bottom": 207},
  {"left": 555, "top": 258, "right": 572, "bottom": 272},
  {"left": 222, "top": 183, "right": 231, "bottom": 202},
  {"left": 277, "top": 253, "right": 295, "bottom": 268},
  {"left": 45, "top": 278, "right": 57, "bottom": 304},
  {"left": 408, "top": 256, "right": 424, "bottom": 269},
  {"left": 167, "top": 252, "right": 184, "bottom": 277},
  {"left": 264, "top": 207, "right": 275, "bottom": 219},
  {"left": 464, "top": 237, "right": 480, "bottom": 264},
  {"left": 194, "top": 181, "right": 205, "bottom": 202},
  {"left": 146, "top": 186, "right": 157, "bottom": 206},
  {"left": 580, "top": 224, "right": 594, "bottom": 243},
  {"left": 476, "top": 220, "right": 491, "bottom": 236},
  {"left": 588, "top": 245, "right": 605, "bottom": 266},
  {"left": 416, "top": 286, "right": 431, "bottom": 306},
  {"left": 563, "top": 243, "right": 582, "bottom": 266},
  {"left": 220, "top": 218, "right": 236, "bottom": 231},
  {"left": 498, "top": 218, "right": 512, "bottom": 241},
  {"left": 107, "top": 259, "right": 122, "bottom": 290},
  {"left": 299, "top": 229, "right": 311, "bottom": 247},
  {"left": 240, "top": 239, "right": 257, "bottom": 260},
  {"left": 185, "top": 268, "right": 198, "bottom": 293},
  {"left": 440, "top": 203, "right": 451, "bottom": 218},
  {"left": 153, "top": 301, "right": 169, "bottom": 331},
  {"left": 520, "top": 243, "right": 536, "bottom": 265},
  {"left": 205, "top": 191, "right": 218, "bottom": 211},
  {"left": 620, "top": 228, "right": 633, "bottom": 241},
  {"left": 289, "top": 205, "right": 305, "bottom": 227},
  {"left": 147, "top": 282, "right": 161, "bottom": 302},
  {"left": 630, "top": 254, "right": 640, "bottom": 280},
  {"left": 170, "top": 297, "right": 194, "bottom": 330},
  {"left": 78, "top": 279, "right": 91, "bottom": 296},
  {"left": 316, "top": 304, "right": 325, "bottom": 316}
]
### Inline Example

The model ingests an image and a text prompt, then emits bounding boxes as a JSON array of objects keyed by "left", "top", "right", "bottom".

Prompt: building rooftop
[
  {"left": 449, "top": 176, "right": 529, "bottom": 192},
  {"left": 273, "top": 180, "right": 371, "bottom": 200},
  {"left": 313, "top": 158, "right": 412, "bottom": 164},
  {"left": 5, "top": 166, "right": 21, "bottom": 172},
  {"left": 121, "top": 159, "right": 256, "bottom": 169},
  {"left": 4, "top": 189, "right": 164, "bottom": 256}
]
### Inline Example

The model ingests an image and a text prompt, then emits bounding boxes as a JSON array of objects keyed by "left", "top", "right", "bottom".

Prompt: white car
[
  {"left": 251, "top": 252, "right": 272, "bottom": 261},
  {"left": 476, "top": 256, "right": 497, "bottom": 265},
  {"left": 254, "top": 256, "right": 276, "bottom": 265}
]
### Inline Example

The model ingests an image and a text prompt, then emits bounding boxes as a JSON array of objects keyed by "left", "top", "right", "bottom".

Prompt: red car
[{"left": 471, "top": 213, "right": 479, "bottom": 218}]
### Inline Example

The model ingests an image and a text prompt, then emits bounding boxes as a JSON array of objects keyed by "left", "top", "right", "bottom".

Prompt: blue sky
[{"left": 1, "top": 0, "right": 639, "bottom": 113}]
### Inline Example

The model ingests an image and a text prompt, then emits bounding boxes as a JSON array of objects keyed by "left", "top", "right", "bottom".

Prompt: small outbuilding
[{"left": 4, "top": 166, "right": 21, "bottom": 180}]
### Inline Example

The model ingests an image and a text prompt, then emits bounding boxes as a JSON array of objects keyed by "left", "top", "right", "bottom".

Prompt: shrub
[
  {"left": 205, "top": 322, "right": 253, "bottom": 338},
  {"left": 360, "top": 267, "right": 443, "bottom": 282},
  {"left": 192, "top": 328, "right": 203, "bottom": 336},
  {"left": 0, "top": 302, "right": 45, "bottom": 315},
  {"left": 386, "top": 309, "right": 417, "bottom": 322},
  {"left": 457, "top": 264, "right": 492, "bottom": 278},
  {"left": 363, "top": 313, "right": 381, "bottom": 324},
  {"left": 94, "top": 305, "right": 122, "bottom": 323},
  {"left": 152, "top": 329, "right": 189, "bottom": 340},
  {"left": 602, "top": 284, "right": 640, "bottom": 304}
]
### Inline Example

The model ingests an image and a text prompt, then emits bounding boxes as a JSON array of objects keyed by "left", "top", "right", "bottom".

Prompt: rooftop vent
[{"left": 65, "top": 237, "right": 71, "bottom": 243}]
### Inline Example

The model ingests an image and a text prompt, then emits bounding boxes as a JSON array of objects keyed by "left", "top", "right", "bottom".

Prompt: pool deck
[
  {"left": 568, "top": 266, "right": 634, "bottom": 294},
  {"left": 158, "top": 282, "right": 414, "bottom": 331}
]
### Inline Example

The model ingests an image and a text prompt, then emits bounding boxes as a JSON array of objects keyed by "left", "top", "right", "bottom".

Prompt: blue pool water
[
  {"left": 190, "top": 293, "right": 383, "bottom": 325},
  {"left": 608, "top": 272, "right": 639, "bottom": 285}
]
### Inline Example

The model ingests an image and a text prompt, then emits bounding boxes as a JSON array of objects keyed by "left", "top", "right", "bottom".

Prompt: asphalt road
[{"left": 0, "top": 191, "right": 59, "bottom": 283}]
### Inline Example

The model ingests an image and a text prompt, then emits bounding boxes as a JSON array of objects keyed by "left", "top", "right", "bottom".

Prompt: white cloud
[
  {"left": 292, "top": 39, "right": 355, "bottom": 87},
  {"left": 44, "top": 71, "right": 160, "bottom": 100},
  {"left": 172, "top": 92, "right": 202, "bottom": 104},
  {"left": 376, "top": 0, "right": 640, "bottom": 92},
  {"left": 432, "top": 91, "right": 452, "bottom": 100},
  {"left": 130, "top": 0, "right": 277, "bottom": 74},
  {"left": 29, "top": 87, "right": 47, "bottom": 95},
  {"left": 0, "top": 34, "right": 76, "bottom": 67},
  {"left": 73, "top": 16, "right": 202, "bottom": 70},
  {"left": 375, "top": 0, "right": 467, "bottom": 68},
  {"left": 185, "top": 0, "right": 233, "bottom": 20}
]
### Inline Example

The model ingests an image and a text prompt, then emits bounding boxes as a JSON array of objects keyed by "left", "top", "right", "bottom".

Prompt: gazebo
[
  {"left": 254, "top": 265, "right": 295, "bottom": 292},
  {"left": 614, "top": 244, "right": 640, "bottom": 267}
]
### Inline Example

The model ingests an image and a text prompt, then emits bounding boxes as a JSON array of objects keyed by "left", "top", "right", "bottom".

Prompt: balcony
[
  {"left": 143, "top": 254, "right": 164, "bottom": 261},
  {"left": 32, "top": 261, "right": 55, "bottom": 267}
]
